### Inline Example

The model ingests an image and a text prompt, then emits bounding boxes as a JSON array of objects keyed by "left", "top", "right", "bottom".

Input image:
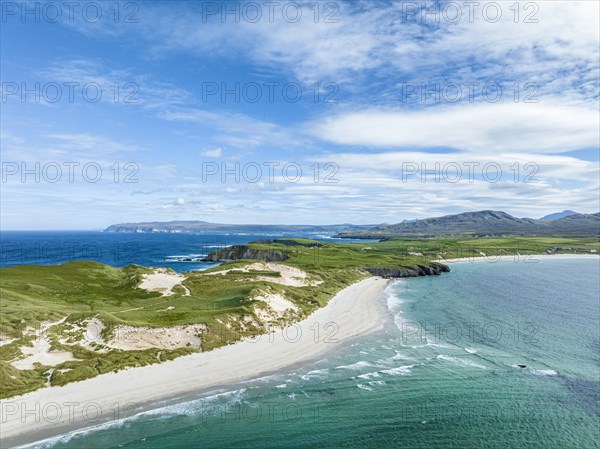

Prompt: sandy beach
[
  {"left": 0, "top": 276, "right": 389, "bottom": 447},
  {"left": 437, "top": 253, "right": 599, "bottom": 263}
]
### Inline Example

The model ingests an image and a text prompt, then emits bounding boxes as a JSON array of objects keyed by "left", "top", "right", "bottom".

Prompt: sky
[{"left": 1, "top": 0, "right": 599, "bottom": 230}]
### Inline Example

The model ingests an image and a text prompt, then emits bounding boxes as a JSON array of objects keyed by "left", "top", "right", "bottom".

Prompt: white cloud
[
  {"left": 159, "top": 107, "right": 299, "bottom": 148},
  {"left": 201, "top": 147, "right": 223, "bottom": 158},
  {"left": 40, "top": 58, "right": 191, "bottom": 110},
  {"left": 106, "top": 1, "right": 599, "bottom": 104},
  {"left": 311, "top": 102, "right": 598, "bottom": 153},
  {"left": 47, "top": 133, "right": 140, "bottom": 154}
]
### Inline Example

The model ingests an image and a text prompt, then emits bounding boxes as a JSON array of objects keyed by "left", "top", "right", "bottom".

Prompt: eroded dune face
[
  {"left": 73, "top": 319, "right": 207, "bottom": 352},
  {"left": 107, "top": 324, "right": 207, "bottom": 351},
  {"left": 204, "top": 262, "right": 322, "bottom": 287}
]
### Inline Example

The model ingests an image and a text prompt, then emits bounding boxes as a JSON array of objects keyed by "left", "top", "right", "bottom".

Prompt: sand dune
[{"left": 0, "top": 277, "right": 389, "bottom": 447}]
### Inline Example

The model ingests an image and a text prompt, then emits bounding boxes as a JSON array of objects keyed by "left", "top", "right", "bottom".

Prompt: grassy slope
[{"left": 1, "top": 236, "right": 598, "bottom": 398}]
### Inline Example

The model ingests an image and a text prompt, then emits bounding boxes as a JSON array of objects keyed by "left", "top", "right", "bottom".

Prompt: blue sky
[{"left": 1, "top": 0, "right": 599, "bottom": 229}]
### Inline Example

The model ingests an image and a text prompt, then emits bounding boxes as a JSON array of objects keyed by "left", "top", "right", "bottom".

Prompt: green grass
[{"left": 0, "top": 235, "right": 597, "bottom": 398}]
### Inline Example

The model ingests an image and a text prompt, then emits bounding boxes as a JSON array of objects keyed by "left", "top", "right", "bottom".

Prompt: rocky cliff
[
  {"left": 364, "top": 262, "right": 450, "bottom": 278},
  {"left": 202, "top": 245, "right": 288, "bottom": 262}
]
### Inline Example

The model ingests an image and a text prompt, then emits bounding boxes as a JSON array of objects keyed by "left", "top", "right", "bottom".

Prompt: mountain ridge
[
  {"left": 104, "top": 210, "right": 600, "bottom": 238},
  {"left": 337, "top": 210, "right": 600, "bottom": 238},
  {"left": 103, "top": 221, "right": 376, "bottom": 234}
]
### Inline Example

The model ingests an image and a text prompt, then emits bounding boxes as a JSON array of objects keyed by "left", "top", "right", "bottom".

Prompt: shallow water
[{"left": 17, "top": 257, "right": 599, "bottom": 449}]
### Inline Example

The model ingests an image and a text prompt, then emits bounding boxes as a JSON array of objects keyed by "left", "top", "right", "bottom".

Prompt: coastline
[
  {"left": 1, "top": 276, "right": 390, "bottom": 447},
  {"left": 437, "top": 253, "right": 599, "bottom": 263}
]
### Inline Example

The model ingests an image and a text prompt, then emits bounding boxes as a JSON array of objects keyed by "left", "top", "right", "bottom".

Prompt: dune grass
[{"left": 0, "top": 235, "right": 597, "bottom": 398}]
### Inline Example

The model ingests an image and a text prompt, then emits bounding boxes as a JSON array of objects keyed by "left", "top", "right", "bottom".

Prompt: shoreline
[
  {"left": 437, "top": 253, "right": 599, "bottom": 263},
  {"left": 1, "top": 277, "right": 390, "bottom": 448}
]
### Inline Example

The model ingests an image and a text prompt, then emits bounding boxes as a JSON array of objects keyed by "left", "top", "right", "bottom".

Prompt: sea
[
  {"left": 0, "top": 231, "right": 368, "bottom": 272},
  {"left": 1, "top": 232, "right": 599, "bottom": 448}
]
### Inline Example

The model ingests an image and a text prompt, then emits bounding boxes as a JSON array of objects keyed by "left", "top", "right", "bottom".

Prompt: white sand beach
[
  {"left": 0, "top": 276, "right": 389, "bottom": 446},
  {"left": 437, "top": 254, "right": 599, "bottom": 263}
]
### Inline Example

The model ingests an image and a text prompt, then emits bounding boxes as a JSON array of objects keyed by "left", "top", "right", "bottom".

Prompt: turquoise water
[{"left": 20, "top": 258, "right": 600, "bottom": 449}]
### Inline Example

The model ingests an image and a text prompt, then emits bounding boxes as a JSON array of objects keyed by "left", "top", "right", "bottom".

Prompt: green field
[{"left": 0, "top": 236, "right": 597, "bottom": 398}]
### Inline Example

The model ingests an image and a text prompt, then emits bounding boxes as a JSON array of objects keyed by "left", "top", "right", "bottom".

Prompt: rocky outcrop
[
  {"left": 364, "top": 262, "right": 450, "bottom": 278},
  {"left": 251, "top": 239, "right": 324, "bottom": 248},
  {"left": 202, "top": 245, "right": 288, "bottom": 262}
]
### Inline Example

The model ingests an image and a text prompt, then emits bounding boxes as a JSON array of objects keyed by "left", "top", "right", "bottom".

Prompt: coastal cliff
[
  {"left": 202, "top": 243, "right": 450, "bottom": 278},
  {"left": 202, "top": 245, "right": 289, "bottom": 262},
  {"left": 364, "top": 263, "right": 450, "bottom": 278}
]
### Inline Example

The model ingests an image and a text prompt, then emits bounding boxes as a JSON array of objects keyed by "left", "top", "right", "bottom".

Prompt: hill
[
  {"left": 336, "top": 210, "right": 600, "bottom": 238},
  {"left": 540, "top": 210, "right": 579, "bottom": 220},
  {"left": 104, "top": 221, "right": 375, "bottom": 235}
]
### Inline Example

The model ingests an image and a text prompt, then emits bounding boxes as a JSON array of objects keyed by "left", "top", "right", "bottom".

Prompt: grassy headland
[{"left": 0, "top": 236, "right": 598, "bottom": 398}]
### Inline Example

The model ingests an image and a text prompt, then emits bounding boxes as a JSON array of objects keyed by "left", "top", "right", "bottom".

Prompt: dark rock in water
[
  {"left": 202, "top": 245, "right": 288, "bottom": 262},
  {"left": 518, "top": 364, "right": 527, "bottom": 368},
  {"left": 364, "top": 262, "right": 450, "bottom": 278}
]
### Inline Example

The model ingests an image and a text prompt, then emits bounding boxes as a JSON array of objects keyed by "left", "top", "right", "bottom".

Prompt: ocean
[
  {"left": 2, "top": 234, "right": 599, "bottom": 448},
  {"left": 0, "top": 231, "right": 367, "bottom": 272}
]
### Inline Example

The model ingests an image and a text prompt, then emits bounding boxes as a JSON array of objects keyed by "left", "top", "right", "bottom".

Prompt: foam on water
[
  {"left": 384, "top": 282, "right": 407, "bottom": 330},
  {"left": 300, "top": 369, "right": 330, "bottom": 380},
  {"left": 356, "top": 371, "right": 382, "bottom": 380},
  {"left": 389, "top": 351, "right": 411, "bottom": 361},
  {"left": 17, "top": 386, "right": 253, "bottom": 448},
  {"left": 437, "top": 355, "right": 488, "bottom": 370},
  {"left": 381, "top": 365, "right": 415, "bottom": 376},
  {"left": 12, "top": 256, "right": 599, "bottom": 449},
  {"left": 140, "top": 388, "right": 248, "bottom": 418},
  {"left": 530, "top": 369, "right": 558, "bottom": 376},
  {"left": 335, "top": 361, "right": 373, "bottom": 370},
  {"left": 14, "top": 419, "right": 131, "bottom": 449},
  {"left": 428, "top": 343, "right": 450, "bottom": 348}
]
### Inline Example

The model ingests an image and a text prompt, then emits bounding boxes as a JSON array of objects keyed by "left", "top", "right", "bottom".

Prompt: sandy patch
[
  {"left": 10, "top": 317, "right": 77, "bottom": 370},
  {"left": 11, "top": 337, "right": 76, "bottom": 371},
  {"left": 436, "top": 254, "right": 600, "bottom": 263},
  {"left": 57, "top": 318, "right": 108, "bottom": 352},
  {"left": 255, "top": 293, "right": 299, "bottom": 313},
  {"left": 139, "top": 268, "right": 190, "bottom": 296},
  {"left": 254, "top": 294, "right": 300, "bottom": 313},
  {"left": 0, "top": 335, "right": 18, "bottom": 347},
  {"left": 2, "top": 277, "right": 389, "bottom": 445},
  {"left": 206, "top": 262, "right": 322, "bottom": 287},
  {"left": 253, "top": 291, "right": 300, "bottom": 323},
  {"left": 108, "top": 324, "right": 207, "bottom": 351},
  {"left": 56, "top": 318, "right": 206, "bottom": 352}
]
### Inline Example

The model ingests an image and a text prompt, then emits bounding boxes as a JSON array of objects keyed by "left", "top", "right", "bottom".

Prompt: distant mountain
[
  {"left": 336, "top": 210, "right": 600, "bottom": 238},
  {"left": 103, "top": 221, "right": 376, "bottom": 235},
  {"left": 540, "top": 210, "right": 578, "bottom": 221},
  {"left": 105, "top": 211, "right": 600, "bottom": 238}
]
